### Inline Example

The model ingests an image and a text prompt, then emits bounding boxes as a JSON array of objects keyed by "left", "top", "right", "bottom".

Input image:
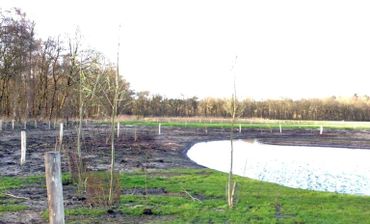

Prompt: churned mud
[{"left": 1, "top": 121, "right": 370, "bottom": 223}]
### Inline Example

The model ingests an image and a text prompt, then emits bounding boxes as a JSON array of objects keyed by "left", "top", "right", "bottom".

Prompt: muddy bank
[
  {"left": 1, "top": 122, "right": 370, "bottom": 223},
  {"left": 2, "top": 123, "right": 370, "bottom": 177}
]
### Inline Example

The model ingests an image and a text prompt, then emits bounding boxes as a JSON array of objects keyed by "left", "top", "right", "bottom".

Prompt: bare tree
[
  {"left": 227, "top": 56, "right": 238, "bottom": 208},
  {"left": 108, "top": 26, "right": 121, "bottom": 205}
]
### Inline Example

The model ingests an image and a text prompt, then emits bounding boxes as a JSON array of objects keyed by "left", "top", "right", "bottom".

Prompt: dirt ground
[{"left": 1, "top": 121, "right": 370, "bottom": 223}]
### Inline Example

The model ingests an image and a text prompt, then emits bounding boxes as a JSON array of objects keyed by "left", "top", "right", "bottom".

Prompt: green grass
[
  {"left": 120, "top": 119, "right": 370, "bottom": 130},
  {"left": 1, "top": 169, "right": 370, "bottom": 223},
  {"left": 0, "top": 174, "right": 70, "bottom": 214},
  {"left": 0, "top": 175, "right": 44, "bottom": 190},
  {"left": 0, "top": 174, "right": 72, "bottom": 191},
  {"left": 0, "top": 203, "right": 28, "bottom": 213},
  {"left": 42, "top": 208, "right": 107, "bottom": 220},
  {"left": 0, "top": 175, "right": 43, "bottom": 213},
  {"left": 118, "top": 168, "right": 370, "bottom": 223}
]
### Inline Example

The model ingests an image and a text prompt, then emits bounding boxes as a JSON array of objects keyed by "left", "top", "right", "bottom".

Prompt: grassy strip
[
  {"left": 120, "top": 119, "right": 370, "bottom": 130},
  {"left": 0, "top": 204, "right": 28, "bottom": 213},
  {"left": 0, "top": 176, "right": 44, "bottom": 190},
  {"left": 2, "top": 169, "right": 370, "bottom": 223},
  {"left": 42, "top": 208, "right": 107, "bottom": 220},
  {"left": 0, "top": 176, "right": 40, "bottom": 213},
  {"left": 116, "top": 168, "right": 370, "bottom": 223},
  {"left": 0, "top": 174, "right": 71, "bottom": 191},
  {"left": 0, "top": 174, "right": 72, "bottom": 214}
]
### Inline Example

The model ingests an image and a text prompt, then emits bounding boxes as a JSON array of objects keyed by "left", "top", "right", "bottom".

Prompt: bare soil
[{"left": 1, "top": 122, "right": 370, "bottom": 223}]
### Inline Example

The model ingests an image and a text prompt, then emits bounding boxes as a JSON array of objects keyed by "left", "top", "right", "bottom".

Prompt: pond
[{"left": 187, "top": 140, "right": 370, "bottom": 195}]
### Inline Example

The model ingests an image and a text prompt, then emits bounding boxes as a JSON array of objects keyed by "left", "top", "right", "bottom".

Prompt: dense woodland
[{"left": 1, "top": 9, "right": 370, "bottom": 121}]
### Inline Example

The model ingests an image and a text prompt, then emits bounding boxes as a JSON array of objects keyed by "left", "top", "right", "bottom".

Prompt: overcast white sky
[{"left": 2, "top": 0, "right": 370, "bottom": 100}]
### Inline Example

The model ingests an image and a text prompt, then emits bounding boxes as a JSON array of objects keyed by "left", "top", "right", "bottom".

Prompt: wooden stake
[
  {"left": 44, "top": 151, "right": 65, "bottom": 224},
  {"left": 59, "top": 123, "right": 63, "bottom": 148},
  {"left": 12, "top": 119, "right": 15, "bottom": 130},
  {"left": 239, "top": 124, "right": 241, "bottom": 133},
  {"left": 320, "top": 125, "right": 323, "bottom": 135},
  {"left": 48, "top": 120, "right": 51, "bottom": 129},
  {"left": 158, "top": 123, "right": 161, "bottom": 135},
  {"left": 0, "top": 119, "right": 2, "bottom": 131},
  {"left": 23, "top": 121, "right": 27, "bottom": 129},
  {"left": 21, "top": 131, "right": 26, "bottom": 165},
  {"left": 279, "top": 124, "right": 282, "bottom": 134},
  {"left": 34, "top": 120, "right": 37, "bottom": 128},
  {"left": 117, "top": 122, "right": 120, "bottom": 138},
  {"left": 134, "top": 127, "right": 137, "bottom": 142}
]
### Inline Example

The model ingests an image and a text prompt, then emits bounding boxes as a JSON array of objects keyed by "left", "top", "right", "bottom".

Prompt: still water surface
[{"left": 187, "top": 140, "right": 370, "bottom": 195}]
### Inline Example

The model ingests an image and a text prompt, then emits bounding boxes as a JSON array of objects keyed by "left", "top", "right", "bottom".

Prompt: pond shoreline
[
  {"left": 1, "top": 124, "right": 370, "bottom": 177},
  {"left": 187, "top": 139, "right": 370, "bottom": 196}
]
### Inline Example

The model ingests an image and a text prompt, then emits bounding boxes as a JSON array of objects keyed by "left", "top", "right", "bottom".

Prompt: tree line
[
  {"left": 1, "top": 8, "right": 370, "bottom": 121},
  {"left": 0, "top": 8, "right": 132, "bottom": 121},
  {"left": 128, "top": 93, "right": 370, "bottom": 121}
]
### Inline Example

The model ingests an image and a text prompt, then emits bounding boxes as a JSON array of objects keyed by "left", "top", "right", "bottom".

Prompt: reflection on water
[{"left": 187, "top": 140, "right": 370, "bottom": 195}]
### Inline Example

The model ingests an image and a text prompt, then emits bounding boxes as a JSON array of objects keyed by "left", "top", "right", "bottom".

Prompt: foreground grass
[
  {"left": 118, "top": 169, "right": 370, "bottom": 223},
  {"left": 1, "top": 169, "right": 370, "bottom": 223},
  {"left": 0, "top": 176, "right": 43, "bottom": 213},
  {"left": 120, "top": 118, "right": 370, "bottom": 130}
]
